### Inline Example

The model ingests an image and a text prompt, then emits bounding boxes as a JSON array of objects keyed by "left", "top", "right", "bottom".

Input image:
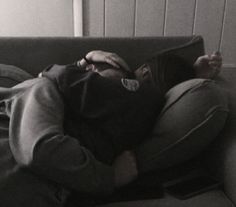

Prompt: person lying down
[{"left": 0, "top": 50, "right": 227, "bottom": 207}]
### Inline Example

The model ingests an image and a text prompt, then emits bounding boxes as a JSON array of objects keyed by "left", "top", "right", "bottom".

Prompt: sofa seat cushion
[{"left": 98, "top": 190, "right": 233, "bottom": 207}]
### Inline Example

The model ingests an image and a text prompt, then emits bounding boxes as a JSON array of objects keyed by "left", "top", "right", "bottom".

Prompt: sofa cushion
[
  {"left": 0, "top": 64, "right": 33, "bottom": 87},
  {"left": 135, "top": 79, "right": 229, "bottom": 173},
  {"left": 157, "top": 35, "right": 204, "bottom": 66},
  {"left": 144, "top": 35, "right": 204, "bottom": 67},
  {"left": 141, "top": 53, "right": 195, "bottom": 95}
]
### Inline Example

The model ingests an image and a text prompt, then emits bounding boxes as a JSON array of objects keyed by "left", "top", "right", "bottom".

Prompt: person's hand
[
  {"left": 85, "top": 50, "right": 131, "bottom": 72},
  {"left": 194, "top": 51, "right": 222, "bottom": 79},
  {"left": 112, "top": 150, "right": 138, "bottom": 188}
]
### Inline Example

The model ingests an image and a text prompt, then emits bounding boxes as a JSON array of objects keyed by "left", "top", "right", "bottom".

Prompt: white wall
[
  {"left": 0, "top": 0, "right": 74, "bottom": 36},
  {"left": 82, "top": 0, "right": 236, "bottom": 67},
  {"left": 0, "top": 0, "right": 235, "bottom": 66}
]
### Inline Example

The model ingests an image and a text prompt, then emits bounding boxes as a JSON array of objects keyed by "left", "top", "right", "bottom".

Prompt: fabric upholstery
[
  {"left": 98, "top": 190, "right": 233, "bottom": 207},
  {"left": 135, "top": 79, "right": 228, "bottom": 173},
  {"left": 0, "top": 167, "right": 68, "bottom": 207},
  {"left": 0, "top": 36, "right": 234, "bottom": 206},
  {"left": 0, "top": 64, "right": 33, "bottom": 87},
  {"left": 136, "top": 36, "right": 204, "bottom": 94},
  {"left": 0, "top": 79, "right": 70, "bottom": 207},
  {"left": 0, "top": 36, "right": 203, "bottom": 77},
  {"left": 139, "top": 54, "right": 195, "bottom": 95}
]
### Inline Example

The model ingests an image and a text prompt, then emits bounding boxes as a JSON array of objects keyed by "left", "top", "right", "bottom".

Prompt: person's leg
[
  {"left": 0, "top": 167, "right": 70, "bottom": 207},
  {"left": 0, "top": 123, "right": 69, "bottom": 207},
  {"left": 134, "top": 79, "right": 228, "bottom": 174}
]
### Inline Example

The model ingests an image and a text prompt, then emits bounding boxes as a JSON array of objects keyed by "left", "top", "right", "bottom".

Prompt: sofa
[{"left": 0, "top": 36, "right": 235, "bottom": 207}]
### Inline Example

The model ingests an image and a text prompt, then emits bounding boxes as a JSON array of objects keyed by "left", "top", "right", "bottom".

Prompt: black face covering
[
  {"left": 91, "top": 62, "right": 135, "bottom": 79},
  {"left": 42, "top": 64, "right": 165, "bottom": 163}
]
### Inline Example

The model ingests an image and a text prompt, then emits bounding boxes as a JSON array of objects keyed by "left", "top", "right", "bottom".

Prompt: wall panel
[
  {"left": 105, "top": 0, "right": 135, "bottom": 37},
  {"left": 164, "top": 0, "right": 196, "bottom": 36},
  {"left": 0, "top": 0, "right": 73, "bottom": 36},
  {"left": 135, "top": 0, "right": 166, "bottom": 36},
  {"left": 194, "top": 0, "right": 225, "bottom": 54},
  {"left": 83, "top": 0, "right": 104, "bottom": 36},
  {"left": 81, "top": 0, "right": 235, "bottom": 66},
  {"left": 73, "top": 0, "right": 83, "bottom": 36},
  {"left": 220, "top": 0, "right": 236, "bottom": 66}
]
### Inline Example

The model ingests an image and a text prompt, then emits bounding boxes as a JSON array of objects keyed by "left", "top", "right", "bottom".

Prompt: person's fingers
[
  {"left": 211, "top": 55, "right": 222, "bottom": 62},
  {"left": 204, "top": 54, "right": 211, "bottom": 59},
  {"left": 116, "top": 59, "right": 131, "bottom": 72},
  {"left": 201, "top": 52, "right": 222, "bottom": 67},
  {"left": 209, "top": 61, "right": 220, "bottom": 67},
  {"left": 104, "top": 56, "right": 121, "bottom": 68},
  {"left": 109, "top": 54, "right": 131, "bottom": 71},
  {"left": 85, "top": 64, "right": 94, "bottom": 71},
  {"left": 88, "top": 50, "right": 131, "bottom": 71},
  {"left": 209, "top": 53, "right": 222, "bottom": 66},
  {"left": 210, "top": 51, "right": 222, "bottom": 61},
  {"left": 198, "top": 54, "right": 211, "bottom": 62}
]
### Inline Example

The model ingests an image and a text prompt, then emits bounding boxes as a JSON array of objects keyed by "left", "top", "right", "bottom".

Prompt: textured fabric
[
  {"left": 0, "top": 36, "right": 203, "bottom": 77},
  {"left": 0, "top": 64, "right": 33, "bottom": 87},
  {"left": 0, "top": 36, "right": 209, "bottom": 206},
  {"left": 0, "top": 79, "right": 70, "bottom": 207},
  {"left": 0, "top": 78, "right": 118, "bottom": 206},
  {"left": 154, "top": 35, "right": 205, "bottom": 66},
  {"left": 135, "top": 79, "right": 228, "bottom": 173},
  {"left": 42, "top": 64, "right": 164, "bottom": 163},
  {"left": 135, "top": 36, "right": 205, "bottom": 95},
  {"left": 143, "top": 54, "right": 195, "bottom": 95},
  {"left": 0, "top": 64, "right": 163, "bottom": 206}
]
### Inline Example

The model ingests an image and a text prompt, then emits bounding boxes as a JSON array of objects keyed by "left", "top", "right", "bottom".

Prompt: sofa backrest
[{"left": 0, "top": 36, "right": 203, "bottom": 76}]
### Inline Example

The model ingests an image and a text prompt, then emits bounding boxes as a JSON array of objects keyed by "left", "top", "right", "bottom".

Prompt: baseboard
[{"left": 223, "top": 64, "right": 236, "bottom": 69}]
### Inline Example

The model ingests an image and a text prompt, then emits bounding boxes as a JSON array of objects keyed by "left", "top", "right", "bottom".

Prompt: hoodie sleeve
[
  {"left": 8, "top": 78, "right": 114, "bottom": 195},
  {"left": 40, "top": 63, "right": 91, "bottom": 96}
]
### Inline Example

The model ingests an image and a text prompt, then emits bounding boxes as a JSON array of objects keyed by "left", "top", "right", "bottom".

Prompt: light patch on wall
[
  {"left": 73, "top": 0, "right": 83, "bottom": 36},
  {"left": 0, "top": 0, "right": 74, "bottom": 36}
]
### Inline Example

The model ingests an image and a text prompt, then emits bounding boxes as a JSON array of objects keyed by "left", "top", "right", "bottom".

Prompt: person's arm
[
  {"left": 38, "top": 50, "right": 131, "bottom": 77},
  {"left": 112, "top": 150, "right": 138, "bottom": 188},
  {"left": 76, "top": 50, "right": 131, "bottom": 72},
  {"left": 9, "top": 78, "right": 114, "bottom": 195},
  {"left": 194, "top": 51, "right": 222, "bottom": 79}
]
